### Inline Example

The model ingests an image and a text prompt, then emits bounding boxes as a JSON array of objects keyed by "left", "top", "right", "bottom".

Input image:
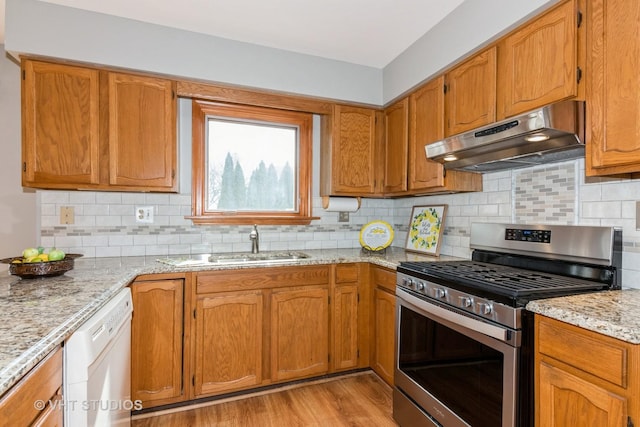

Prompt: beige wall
[{"left": 0, "top": 47, "right": 37, "bottom": 270}]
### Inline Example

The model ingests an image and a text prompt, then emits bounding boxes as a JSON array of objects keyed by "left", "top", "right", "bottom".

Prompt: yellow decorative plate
[{"left": 359, "top": 220, "right": 394, "bottom": 251}]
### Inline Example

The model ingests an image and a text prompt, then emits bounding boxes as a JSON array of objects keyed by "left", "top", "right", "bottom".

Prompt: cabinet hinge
[
  {"left": 443, "top": 84, "right": 448, "bottom": 94},
  {"left": 577, "top": 67, "right": 583, "bottom": 84},
  {"left": 357, "top": 293, "right": 360, "bottom": 303},
  {"left": 192, "top": 375, "right": 195, "bottom": 387},
  {"left": 577, "top": 10, "right": 583, "bottom": 28},
  {"left": 357, "top": 349, "right": 360, "bottom": 359},
  {"left": 328, "top": 295, "right": 331, "bottom": 305},
  {"left": 193, "top": 308, "right": 196, "bottom": 319},
  {"left": 22, "top": 162, "right": 26, "bottom": 173},
  {"left": 628, "top": 417, "right": 634, "bottom": 427},
  {"left": 22, "top": 70, "right": 26, "bottom": 80},
  {"left": 172, "top": 169, "right": 176, "bottom": 179},
  {"left": 172, "top": 90, "right": 176, "bottom": 100}
]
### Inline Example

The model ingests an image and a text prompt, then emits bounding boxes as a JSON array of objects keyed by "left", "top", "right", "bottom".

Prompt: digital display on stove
[{"left": 505, "top": 228, "right": 551, "bottom": 243}]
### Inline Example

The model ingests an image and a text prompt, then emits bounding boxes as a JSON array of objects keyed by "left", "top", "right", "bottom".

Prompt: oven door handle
[{"left": 397, "top": 288, "right": 511, "bottom": 343}]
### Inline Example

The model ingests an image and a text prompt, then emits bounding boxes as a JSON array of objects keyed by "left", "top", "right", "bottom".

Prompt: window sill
[{"left": 185, "top": 216, "right": 320, "bottom": 225}]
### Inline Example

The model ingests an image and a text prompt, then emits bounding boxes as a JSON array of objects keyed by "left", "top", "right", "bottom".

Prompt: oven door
[{"left": 394, "top": 288, "right": 519, "bottom": 427}]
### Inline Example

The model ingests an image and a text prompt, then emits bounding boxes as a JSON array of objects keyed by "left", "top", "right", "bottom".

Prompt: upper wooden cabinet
[
  {"left": 497, "top": 0, "right": 582, "bottom": 119},
  {"left": 383, "top": 98, "right": 409, "bottom": 193},
  {"left": 22, "top": 60, "right": 101, "bottom": 187},
  {"left": 407, "top": 77, "right": 482, "bottom": 195},
  {"left": 21, "top": 59, "right": 177, "bottom": 192},
  {"left": 107, "top": 72, "right": 176, "bottom": 188},
  {"left": 320, "top": 104, "right": 383, "bottom": 196},
  {"left": 444, "top": 46, "right": 497, "bottom": 136},
  {"left": 585, "top": 0, "right": 640, "bottom": 175}
]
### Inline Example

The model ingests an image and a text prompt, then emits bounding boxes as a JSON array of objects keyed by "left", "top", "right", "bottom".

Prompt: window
[{"left": 189, "top": 100, "right": 314, "bottom": 224}]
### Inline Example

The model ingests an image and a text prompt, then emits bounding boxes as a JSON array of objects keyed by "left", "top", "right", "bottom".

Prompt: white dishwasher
[{"left": 65, "top": 287, "right": 133, "bottom": 427}]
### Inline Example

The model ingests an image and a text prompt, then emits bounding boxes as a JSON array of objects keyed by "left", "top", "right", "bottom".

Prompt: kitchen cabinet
[
  {"left": 497, "top": 0, "right": 582, "bottom": 119},
  {"left": 194, "top": 265, "right": 331, "bottom": 397},
  {"left": 585, "top": 0, "right": 640, "bottom": 175},
  {"left": 382, "top": 98, "right": 409, "bottom": 193},
  {"left": 21, "top": 58, "right": 177, "bottom": 192},
  {"left": 131, "top": 277, "right": 185, "bottom": 408},
  {"left": 370, "top": 265, "right": 396, "bottom": 386},
  {"left": 271, "top": 285, "right": 329, "bottom": 381},
  {"left": 0, "top": 347, "right": 63, "bottom": 426},
  {"left": 535, "top": 315, "right": 639, "bottom": 427},
  {"left": 320, "top": 104, "right": 383, "bottom": 196},
  {"left": 406, "top": 76, "right": 482, "bottom": 195},
  {"left": 444, "top": 46, "right": 497, "bottom": 136},
  {"left": 332, "top": 263, "right": 365, "bottom": 372},
  {"left": 194, "top": 290, "right": 264, "bottom": 396}
]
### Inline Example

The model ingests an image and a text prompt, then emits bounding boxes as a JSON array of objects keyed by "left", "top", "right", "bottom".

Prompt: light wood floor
[{"left": 132, "top": 372, "right": 397, "bottom": 427}]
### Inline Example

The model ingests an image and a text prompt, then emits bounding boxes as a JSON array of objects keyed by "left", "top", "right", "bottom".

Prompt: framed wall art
[{"left": 405, "top": 205, "right": 447, "bottom": 256}]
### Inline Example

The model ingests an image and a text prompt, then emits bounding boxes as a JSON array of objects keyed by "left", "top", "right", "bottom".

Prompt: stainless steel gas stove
[{"left": 393, "top": 223, "right": 622, "bottom": 427}]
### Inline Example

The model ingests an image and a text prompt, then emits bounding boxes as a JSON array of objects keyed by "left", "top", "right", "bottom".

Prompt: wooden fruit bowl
[{"left": 1, "top": 254, "right": 83, "bottom": 279}]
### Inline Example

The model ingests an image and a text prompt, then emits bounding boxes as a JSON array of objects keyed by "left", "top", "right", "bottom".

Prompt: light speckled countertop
[
  {"left": 526, "top": 290, "right": 640, "bottom": 344},
  {"left": 0, "top": 247, "right": 456, "bottom": 397}
]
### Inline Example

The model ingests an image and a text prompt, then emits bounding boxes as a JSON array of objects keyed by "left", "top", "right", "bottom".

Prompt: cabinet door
[
  {"left": 538, "top": 362, "right": 627, "bottom": 427},
  {"left": 586, "top": 0, "right": 640, "bottom": 175},
  {"left": 194, "top": 291, "right": 263, "bottom": 396},
  {"left": 108, "top": 72, "right": 177, "bottom": 190},
  {"left": 445, "top": 46, "right": 497, "bottom": 136},
  {"left": 409, "top": 76, "right": 446, "bottom": 190},
  {"left": 271, "top": 286, "right": 329, "bottom": 382},
  {"left": 329, "top": 105, "right": 378, "bottom": 195},
  {"left": 373, "top": 287, "right": 395, "bottom": 385},
  {"left": 131, "top": 279, "right": 184, "bottom": 406},
  {"left": 498, "top": 0, "right": 579, "bottom": 118},
  {"left": 22, "top": 60, "right": 100, "bottom": 187},
  {"left": 383, "top": 98, "right": 408, "bottom": 193},
  {"left": 333, "top": 284, "right": 359, "bottom": 371}
]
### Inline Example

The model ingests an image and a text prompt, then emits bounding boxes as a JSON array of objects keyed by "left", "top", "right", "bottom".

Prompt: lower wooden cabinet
[
  {"left": 535, "top": 315, "right": 639, "bottom": 427},
  {"left": 332, "top": 263, "right": 366, "bottom": 372},
  {"left": 194, "top": 291, "right": 264, "bottom": 396},
  {"left": 130, "top": 277, "right": 185, "bottom": 408},
  {"left": 271, "top": 286, "right": 329, "bottom": 381},
  {"left": 0, "top": 346, "right": 63, "bottom": 427},
  {"left": 370, "top": 266, "right": 396, "bottom": 385}
]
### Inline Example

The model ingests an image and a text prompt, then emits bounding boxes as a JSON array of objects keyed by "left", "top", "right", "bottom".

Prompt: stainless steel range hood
[{"left": 425, "top": 100, "right": 585, "bottom": 172}]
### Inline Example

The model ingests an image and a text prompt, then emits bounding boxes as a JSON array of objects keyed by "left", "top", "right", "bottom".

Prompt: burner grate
[{"left": 399, "top": 261, "right": 608, "bottom": 298}]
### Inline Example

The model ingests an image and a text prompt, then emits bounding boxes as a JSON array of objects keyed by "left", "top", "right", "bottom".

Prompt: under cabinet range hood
[{"left": 425, "top": 100, "right": 585, "bottom": 172}]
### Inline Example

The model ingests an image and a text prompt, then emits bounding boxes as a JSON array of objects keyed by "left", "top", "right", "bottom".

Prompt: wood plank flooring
[{"left": 132, "top": 372, "right": 397, "bottom": 427}]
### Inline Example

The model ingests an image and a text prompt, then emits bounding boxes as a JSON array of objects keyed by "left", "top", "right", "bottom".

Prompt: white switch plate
[{"left": 136, "top": 206, "right": 154, "bottom": 224}]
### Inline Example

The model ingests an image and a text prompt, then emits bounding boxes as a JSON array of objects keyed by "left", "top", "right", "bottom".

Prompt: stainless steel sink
[{"left": 157, "top": 251, "right": 310, "bottom": 267}]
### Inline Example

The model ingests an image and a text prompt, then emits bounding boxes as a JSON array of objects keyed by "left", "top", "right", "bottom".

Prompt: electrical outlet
[
  {"left": 60, "top": 206, "right": 75, "bottom": 225},
  {"left": 338, "top": 211, "right": 350, "bottom": 222},
  {"left": 136, "top": 206, "right": 154, "bottom": 224}
]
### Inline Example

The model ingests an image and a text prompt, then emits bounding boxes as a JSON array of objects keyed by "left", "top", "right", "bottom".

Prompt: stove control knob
[
  {"left": 403, "top": 278, "right": 414, "bottom": 288},
  {"left": 434, "top": 288, "right": 446, "bottom": 299},
  {"left": 459, "top": 296, "right": 473, "bottom": 308},
  {"left": 416, "top": 282, "right": 425, "bottom": 291},
  {"left": 479, "top": 303, "right": 493, "bottom": 315}
]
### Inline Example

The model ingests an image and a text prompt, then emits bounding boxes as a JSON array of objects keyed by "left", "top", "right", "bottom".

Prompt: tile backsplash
[{"left": 39, "top": 158, "right": 640, "bottom": 289}]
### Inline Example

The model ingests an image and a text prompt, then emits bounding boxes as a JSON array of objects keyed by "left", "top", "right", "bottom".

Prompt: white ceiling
[{"left": 2, "top": 0, "right": 465, "bottom": 68}]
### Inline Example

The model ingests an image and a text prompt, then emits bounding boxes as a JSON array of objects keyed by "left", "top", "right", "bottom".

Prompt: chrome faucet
[{"left": 249, "top": 224, "right": 259, "bottom": 254}]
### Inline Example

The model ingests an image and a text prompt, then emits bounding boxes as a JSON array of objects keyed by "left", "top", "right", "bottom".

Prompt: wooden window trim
[{"left": 188, "top": 99, "right": 317, "bottom": 225}]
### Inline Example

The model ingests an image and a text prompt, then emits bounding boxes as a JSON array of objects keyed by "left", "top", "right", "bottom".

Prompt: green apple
[
  {"left": 48, "top": 248, "right": 65, "bottom": 261},
  {"left": 22, "top": 247, "right": 39, "bottom": 258}
]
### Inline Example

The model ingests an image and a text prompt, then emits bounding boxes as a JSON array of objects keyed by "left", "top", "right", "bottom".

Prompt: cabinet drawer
[
  {"left": 0, "top": 347, "right": 62, "bottom": 426},
  {"left": 335, "top": 263, "right": 359, "bottom": 283},
  {"left": 197, "top": 265, "right": 330, "bottom": 294},
  {"left": 537, "top": 316, "right": 627, "bottom": 387},
  {"left": 372, "top": 266, "right": 396, "bottom": 293}
]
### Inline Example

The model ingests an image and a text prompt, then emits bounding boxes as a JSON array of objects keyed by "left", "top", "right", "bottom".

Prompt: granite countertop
[
  {"left": 526, "top": 290, "right": 640, "bottom": 344},
  {"left": 0, "top": 247, "right": 456, "bottom": 397}
]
